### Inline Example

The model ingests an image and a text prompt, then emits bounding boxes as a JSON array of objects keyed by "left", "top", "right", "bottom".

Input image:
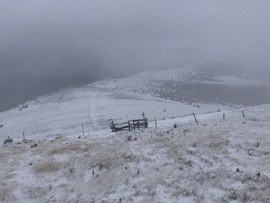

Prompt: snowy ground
[
  {"left": 91, "top": 63, "right": 270, "bottom": 107},
  {"left": 0, "top": 86, "right": 228, "bottom": 144},
  {"left": 1, "top": 86, "right": 270, "bottom": 202}
]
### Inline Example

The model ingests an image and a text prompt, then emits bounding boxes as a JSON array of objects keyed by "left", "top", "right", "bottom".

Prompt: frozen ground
[
  {"left": 1, "top": 83, "right": 270, "bottom": 202},
  {"left": 0, "top": 86, "right": 227, "bottom": 144}
]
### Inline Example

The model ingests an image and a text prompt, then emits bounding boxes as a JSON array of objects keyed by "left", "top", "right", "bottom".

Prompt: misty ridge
[{"left": 1, "top": 1, "right": 270, "bottom": 112}]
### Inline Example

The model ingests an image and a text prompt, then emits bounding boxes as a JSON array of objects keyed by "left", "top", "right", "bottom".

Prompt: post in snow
[
  {"left": 82, "top": 123, "right": 85, "bottom": 137},
  {"left": 193, "top": 113, "right": 198, "bottom": 124},
  {"left": 242, "top": 110, "right": 245, "bottom": 118}
]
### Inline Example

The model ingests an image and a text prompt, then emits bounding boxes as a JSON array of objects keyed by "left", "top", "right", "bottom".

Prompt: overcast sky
[{"left": 1, "top": 0, "right": 270, "bottom": 110}]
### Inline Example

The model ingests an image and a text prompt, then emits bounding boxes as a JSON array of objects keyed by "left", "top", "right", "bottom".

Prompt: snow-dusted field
[
  {"left": 1, "top": 84, "right": 270, "bottom": 202},
  {"left": 0, "top": 86, "right": 227, "bottom": 144}
]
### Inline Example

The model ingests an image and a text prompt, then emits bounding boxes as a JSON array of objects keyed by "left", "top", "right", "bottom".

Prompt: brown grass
[
  {"left": 2, "top": 173, "right": 16, "bottom": 181},
  {"left": 33, "top": 161, "right": 67, "bottom": 173},
  {"left": 47, "top": 143, "right": 82, "bottom": 155},
  {"left": 0, "top": 182, "right": 17, "bottom": 202}
]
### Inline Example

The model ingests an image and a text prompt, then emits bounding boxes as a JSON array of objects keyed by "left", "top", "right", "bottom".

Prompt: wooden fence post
[
  {"left": 155, "top": 118, "right": 157, "bottom": 128},
  {"left": 82, "top": 123, "right": 85, "bottom": 136},
  {"left": 193, "top": 113, "right": 198, "bottom": 124},
  {"left": 133, "top": 120, "right": 135, "bottom": 130},
  {"left": 242, "top": 110, "right": 245, "bottom": 118}
]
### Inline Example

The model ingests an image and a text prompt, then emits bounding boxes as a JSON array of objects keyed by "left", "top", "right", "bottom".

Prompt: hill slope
[
  {"left": 0, "top": 85, "right": 227, "bottom": 144},
  {"left": 93, "top": 62, "right": 270, "bottom": 106},
  {"left": 1, "top": 62, "right": 270, "bottom": 202},
  {"left": 1, "top": 104, "right": 270, "bottom": 202}
]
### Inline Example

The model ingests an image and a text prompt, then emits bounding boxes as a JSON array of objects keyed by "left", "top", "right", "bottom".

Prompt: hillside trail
[{"left": 84, "top": 87, "right": 108, "bottom": 131}]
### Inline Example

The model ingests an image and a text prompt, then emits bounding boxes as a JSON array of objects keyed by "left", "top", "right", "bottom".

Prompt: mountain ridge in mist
[
  {"left": 92, "top": 61, "right": 270, "bottom": 106},
  {"left": 1, "top": 61, "right": 270, "bottom": 113}
]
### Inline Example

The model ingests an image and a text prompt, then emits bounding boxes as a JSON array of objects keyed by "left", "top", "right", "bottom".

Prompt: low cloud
[{"left": 1, "top": 1, "right": 270, "bottom": 110}]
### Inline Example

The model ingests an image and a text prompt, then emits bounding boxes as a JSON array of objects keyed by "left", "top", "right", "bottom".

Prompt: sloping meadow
[{"left": 1, "top": 105, "right": 270, "bottom": 202}]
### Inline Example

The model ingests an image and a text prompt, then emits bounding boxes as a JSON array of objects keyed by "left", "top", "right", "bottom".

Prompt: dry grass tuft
[
  {"left": 2, "top": 173, "right": 16, "bottom": 181},
  {"left": 0, "top": 182, "right": 17, "bottom": 202},
  {"left": 33, "top": 161, "right": 67, "bottom": 173},
  {"left": 48, "top": 143, "right": 82, "bottom": 155}
]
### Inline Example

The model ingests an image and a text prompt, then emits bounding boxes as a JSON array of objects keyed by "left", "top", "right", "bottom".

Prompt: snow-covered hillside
[
  {"left": 0, "top": 85, "right": 227, "bottom": 144},
  {"left": 92, "top": 62, "right": 270, "bottom": 106},
  {"left": 1, "top": 62, "right": 270, "bottom": 202},
  {"left": 1, "top": 102, "right": 270, "bottom": 202}
]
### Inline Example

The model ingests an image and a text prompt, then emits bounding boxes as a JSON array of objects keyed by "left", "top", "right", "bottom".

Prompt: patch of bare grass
[
  {"left": 0, "top": 182, "right": 17, "bottom": 202},
  {"left": 2, "top": 173, "right": 16, "bottom": 181},
  {"left": 33, "top": 161, "right": 67, "bottom": 173},
  {"left": 48, "top": 143, "right": 82, "bottom": 155}
]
